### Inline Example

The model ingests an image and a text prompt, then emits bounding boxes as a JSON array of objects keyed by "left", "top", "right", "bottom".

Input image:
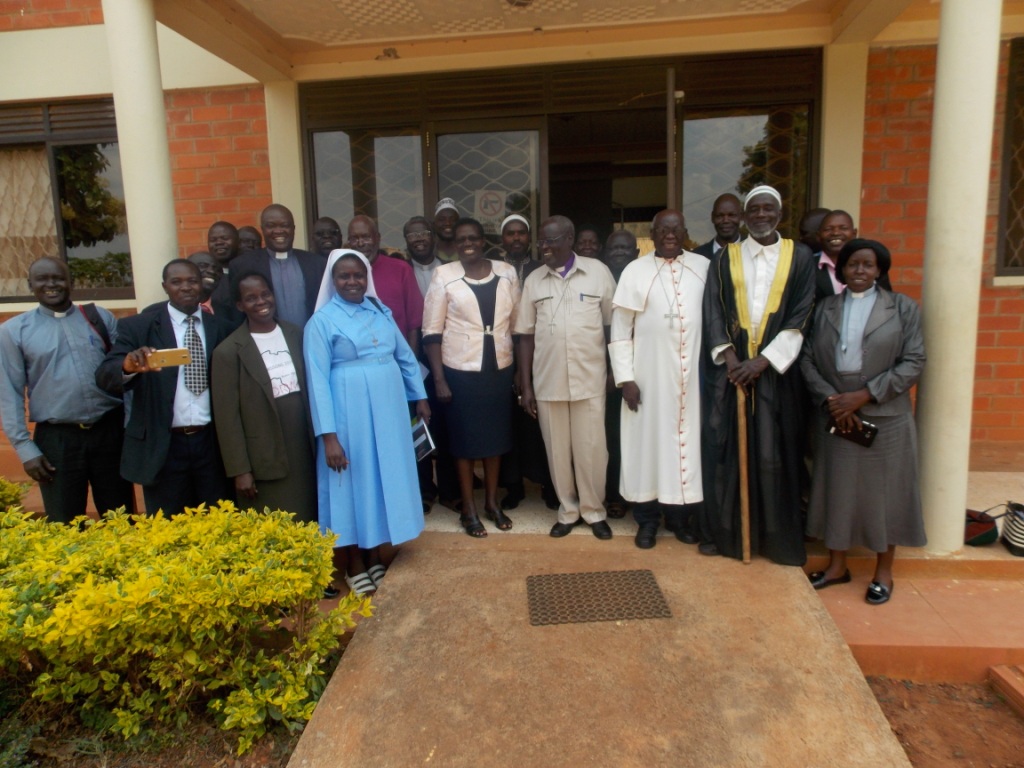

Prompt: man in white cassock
[{"left": 608, "top": 209, "right": 709, "bottom": 550}]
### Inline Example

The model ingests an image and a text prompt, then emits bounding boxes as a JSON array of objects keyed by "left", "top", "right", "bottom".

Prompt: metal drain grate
[{"left": 526, "top": 569, "right": 672, "bottom": 626}]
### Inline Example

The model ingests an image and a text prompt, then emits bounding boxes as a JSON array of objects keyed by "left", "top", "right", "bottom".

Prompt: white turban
[{"left": 744, "top": 185, "right": 783, "bottom": 210}]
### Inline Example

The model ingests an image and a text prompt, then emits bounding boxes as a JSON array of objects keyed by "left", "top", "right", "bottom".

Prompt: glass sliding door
[
  {"left": 431, "top": 120, "right": 544, "bottom": 252},
  {"left": 311, "top": 128, "right": 423, "bottom": 250}
]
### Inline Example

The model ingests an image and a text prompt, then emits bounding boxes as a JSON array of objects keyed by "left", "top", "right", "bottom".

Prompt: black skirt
[{"left": 443, "top": 365, "right": 514, "bottom": 459}]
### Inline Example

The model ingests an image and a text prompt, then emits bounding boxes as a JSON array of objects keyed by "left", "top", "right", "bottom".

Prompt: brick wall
[
  {"left": 0, "top": 0, "right": 102, "bottom": 30},
  {"left": 864, "top": 44, "right": 1024, "bottom": 444},
  {"left": 165, "top": 86, "right": 272, "bottom": 258}
]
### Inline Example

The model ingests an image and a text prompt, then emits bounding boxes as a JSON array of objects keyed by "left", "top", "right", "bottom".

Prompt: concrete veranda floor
[
  {"left": 288, "top": 526, "right": 912, "bottom": 768},
  {"left": 3, "top": 436, "right": 1023, "bottom": 764}
]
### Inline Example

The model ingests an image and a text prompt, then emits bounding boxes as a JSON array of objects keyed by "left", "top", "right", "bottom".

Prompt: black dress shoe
[
  {"left": 674, "top": 529, "right": 699, "bottom": 545},
  {"left": 698, "top": 542, "right": 719, "bottom": 556},
  {"left": 590, "top": 520, "right": 613, "bottom": 540},
  {"left": 500, "top": 483, "right": 525, "bottom": 510},
  {"left": 807, "top": 569, "right": 852, "bottom": 590},
  {"left": 865, "top": 580, "right": 893, "bottom": 605},
  {"left": 634, "top": 524, "right": 658, "bottom": 549},
  {"left": 550, "top": 521, "right": 577, "bottom": 537}
]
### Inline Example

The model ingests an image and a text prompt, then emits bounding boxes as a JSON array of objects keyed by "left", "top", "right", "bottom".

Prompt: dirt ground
[
  {"left": 869, "top": 677, "right": 1024, "bottom": 768},
  {"left": 11, "top": 678, "right": 1023, "bottom": 767}
]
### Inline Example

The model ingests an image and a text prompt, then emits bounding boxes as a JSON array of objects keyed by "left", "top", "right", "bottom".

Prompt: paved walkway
[{"left": 289, "top": 528, "right": 911, "bottom": 768}]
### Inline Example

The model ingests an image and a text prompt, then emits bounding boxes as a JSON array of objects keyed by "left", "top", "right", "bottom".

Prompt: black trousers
[
  {"left": 633, "top": 499, "right": 708, "bottom": 540},
  {"left": 33, "top": 407, "right": 135, "bottom": 524},
  {"left": 142, "top": 427, "right": 229, "bottom": 517},
  {"left": 416, "top": 374, "right": 459, "bottom": 503}
]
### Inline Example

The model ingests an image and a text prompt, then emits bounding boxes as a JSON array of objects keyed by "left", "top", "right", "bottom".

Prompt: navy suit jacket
[
  {"left": 95, "top": 304, "right": 232, "bottom": 486},
  {"left": 229, "top": 248, "right": 327, "bottom": 325}
]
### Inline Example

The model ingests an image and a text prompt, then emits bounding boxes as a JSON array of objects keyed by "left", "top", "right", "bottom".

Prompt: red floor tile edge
[
  {"left": 849, "top": 645, "right": 1024, "bottom": 683},
  {"left": 989, "top": 665, "right": 1024, "bottom": 717}
]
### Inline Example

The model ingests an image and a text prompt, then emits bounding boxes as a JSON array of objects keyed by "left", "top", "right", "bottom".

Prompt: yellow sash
[{"left": 727, "top": 239, "right": 794, "bottom": 358}]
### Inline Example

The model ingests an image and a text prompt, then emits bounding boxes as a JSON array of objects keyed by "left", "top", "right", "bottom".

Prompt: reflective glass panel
[{"left": 682, "top": 106, "right": 810, "bottom": 245}]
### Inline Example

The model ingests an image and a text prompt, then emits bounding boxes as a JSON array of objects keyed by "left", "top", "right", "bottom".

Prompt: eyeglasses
[
  {"left": 653, "top": 226, "right": 686, "bottom": 238},
  {"left": 404, "top": 230, "right": 433, "bottom": 241},
  {"left": 537, "top": 234, "right": 568, "bottom": 247}
]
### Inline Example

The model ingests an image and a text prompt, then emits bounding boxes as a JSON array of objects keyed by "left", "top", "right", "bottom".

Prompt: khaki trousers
[{"left": 537, "top": 395, "right": 608, "bottom": 524}]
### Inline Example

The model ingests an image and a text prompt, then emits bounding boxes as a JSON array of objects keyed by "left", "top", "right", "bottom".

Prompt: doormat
[{"left": 526, "top": 569, "right": 672, "bottom": 626}]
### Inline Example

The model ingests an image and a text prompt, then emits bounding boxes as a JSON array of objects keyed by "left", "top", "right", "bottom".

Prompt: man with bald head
[
  {"left": 347, "top": 214, "right": 423, "bottom": 352},
  {"left": 311, "top": 216, "right": 343, "bottom": 258},
  {"left": 517, "top": 215, "right": 617, "bottom": 540},
  {"left": 0, "top": 257, "right": 133, "bottom": 522},
  {"left": 230, "top": 204, "right": 327, "bottom": 327},
  {"left": 609, "top": 210, "right": 709, "bottom": 549},
  {"left": 702, "top": 185, "right": 816, "bottom": 566},
  {"left": 694, "top": 193, "right": 743, "bottom": 259}
]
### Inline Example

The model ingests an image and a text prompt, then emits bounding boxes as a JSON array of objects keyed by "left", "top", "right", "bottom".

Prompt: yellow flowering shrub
[
  {"left": 0, "top": 502, "right": 371, "bottom": 754},
  {"left": 0, "top": 477, "right": 28, "bottom": 511}
]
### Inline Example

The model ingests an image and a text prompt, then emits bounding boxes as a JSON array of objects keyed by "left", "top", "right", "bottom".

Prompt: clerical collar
[
  {"left": 39, "top": 305, "right": 73, "bottom": 318},
  {"left": 849, "top": 284, "right": 877, "bottom": 299},
  {"left": 273, "top": 251, "right": 289, "bottom": 260},
  {"left": 557, "top": 253, "right": 576, "bottom": 278}
]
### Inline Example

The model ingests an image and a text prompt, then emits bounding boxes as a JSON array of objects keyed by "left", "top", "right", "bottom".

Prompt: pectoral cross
[{"left": 665, "top": 312, "right": 680, "bottom": 326}]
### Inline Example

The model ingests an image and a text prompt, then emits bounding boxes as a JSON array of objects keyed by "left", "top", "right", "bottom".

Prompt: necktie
[{"left": 183, "top": 316, "right": 208, "bottom": 395}]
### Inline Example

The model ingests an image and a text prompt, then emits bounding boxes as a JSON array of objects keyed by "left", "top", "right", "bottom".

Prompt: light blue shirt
[
  {"left": 836, "top": 284, "right": 878, "bottom": 373},
  {"left": 268, "top": 249, "right": 307, "bottom": 328},
  {"left": 0, "top": 304, "right": 121, "bottom": 462}
]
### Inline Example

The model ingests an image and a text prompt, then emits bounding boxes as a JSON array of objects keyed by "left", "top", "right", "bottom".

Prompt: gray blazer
[
  {"left": 800, "top": 289, "right": 926, "bottom": 418},
  {"left": 211, "top": 320, "right": 314, "bottom": 480}
]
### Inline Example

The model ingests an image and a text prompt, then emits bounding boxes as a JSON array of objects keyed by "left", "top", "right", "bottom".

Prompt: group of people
[{"left": 0, "top": 186, "right": 926, "bottom": 606}]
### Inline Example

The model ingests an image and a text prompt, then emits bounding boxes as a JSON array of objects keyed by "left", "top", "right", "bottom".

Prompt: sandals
[
  {"left": 485, "top": 507, "right": 513, "bottom": 531},
  {"left": 460, "top": 514, "right": 488, "bottom": 538},
  {"left": 345, "top": 571, "right": 377, "bottom": 596},
  {"left": 367, "top": 563, "right": 386, "bottom": 587},
  {"left": 866, "top": 580, "right": 893, "bottom": 606}
]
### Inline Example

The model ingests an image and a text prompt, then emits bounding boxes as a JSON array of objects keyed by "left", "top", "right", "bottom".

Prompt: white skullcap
[
  {"left": 744, "top": 185, "right": 783, "bottom": 210},
  {"left": 500, "top": 214, "right": 530, "bottom": 233},
  {"left": 434, "top": 198, "right": 458, "bottom": 216}
]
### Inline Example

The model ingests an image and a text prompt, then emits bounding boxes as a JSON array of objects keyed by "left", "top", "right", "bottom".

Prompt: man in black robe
[{"left": 701, "top": 185, "right": 816, "bottom": 566}]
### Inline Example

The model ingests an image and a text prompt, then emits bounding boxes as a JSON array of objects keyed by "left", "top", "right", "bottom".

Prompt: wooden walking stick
[{"left": 736, "top": 385, "right": 751, "bottom": 564}]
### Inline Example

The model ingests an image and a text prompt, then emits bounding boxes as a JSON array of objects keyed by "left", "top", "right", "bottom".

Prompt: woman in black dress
[{"left": 422, "top": 218, "right": 521, "bottom": 537}]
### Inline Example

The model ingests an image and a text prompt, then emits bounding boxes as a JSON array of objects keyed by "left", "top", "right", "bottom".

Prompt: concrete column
[
  {"left": 264, "top": 80, "right": 307, "bottom": 246},
  {"left": 100, "top": 0, "right": 177, "bottom": 309},
  {"left": 820, "top": 43, "right": 868, "bottom": 220},
  {"left": 917, "top": 0, "right": 1003, "bottom": 554}
]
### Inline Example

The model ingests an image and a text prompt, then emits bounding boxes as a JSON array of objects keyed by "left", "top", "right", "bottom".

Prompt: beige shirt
[{"left": 515, "top": 255, "right": 616, "bottom": 401}]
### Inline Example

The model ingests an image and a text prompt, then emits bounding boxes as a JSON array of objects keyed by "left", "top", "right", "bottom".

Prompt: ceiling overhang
[{"left": 153, "top": 0, "right": 946, "bottom": 83}]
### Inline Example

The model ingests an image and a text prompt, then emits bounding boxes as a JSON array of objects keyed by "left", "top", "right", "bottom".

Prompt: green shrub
[
  {"left": 0, "top": 502, "right": 370, "bottom": 754},
  {"left": 0, "top": 478, "right": 27, "bottom": 512}
]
